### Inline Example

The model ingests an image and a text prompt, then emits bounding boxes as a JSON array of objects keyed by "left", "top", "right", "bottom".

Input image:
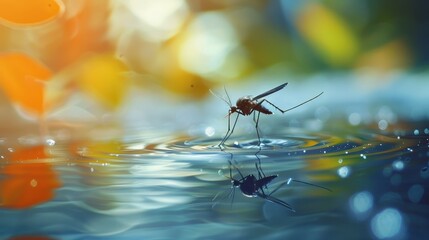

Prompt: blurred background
[
  {"left": 1, "top": 1, "right": 429, "bottom": 239},
  {"left": 1, "top": 0, "right": 428, "bottom": 141}
]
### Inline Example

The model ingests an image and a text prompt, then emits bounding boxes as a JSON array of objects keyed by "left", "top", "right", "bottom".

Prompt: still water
[{"left": 1, "top": 116, "right": 428, "bottom": 240}]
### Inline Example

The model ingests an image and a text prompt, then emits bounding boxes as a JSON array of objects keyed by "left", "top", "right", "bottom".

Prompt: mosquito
[
  {"left": 210, "top": 83, "right": 323, "bottom": 149},
  {"left": 213, "top": 160, "right": 331, "bottom": 211}
]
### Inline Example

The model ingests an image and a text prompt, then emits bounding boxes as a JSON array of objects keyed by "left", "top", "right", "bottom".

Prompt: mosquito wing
[{"left": 252, "top": 82, "right": 288, "bottom": 100}]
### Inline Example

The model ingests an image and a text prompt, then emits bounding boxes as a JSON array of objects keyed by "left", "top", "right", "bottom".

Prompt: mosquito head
[
  {"left": 231, "top": 179, "right": 241, "bottom": 188},
  {"left": 229, "top": 106, "right": 237, "bottom": 114}
]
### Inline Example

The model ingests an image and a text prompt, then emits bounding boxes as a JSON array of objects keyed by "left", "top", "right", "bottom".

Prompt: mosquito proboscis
[{"left": 210, "top": 82, "right": 323, "bottom": 149}]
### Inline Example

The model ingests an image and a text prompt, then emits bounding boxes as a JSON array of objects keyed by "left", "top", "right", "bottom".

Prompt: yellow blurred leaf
[
  {"left": 297, "top": 3, "right": 359, "bottom": 67},
  {"left": 77, "top": 54, "right": 129, "bottom": 109}
]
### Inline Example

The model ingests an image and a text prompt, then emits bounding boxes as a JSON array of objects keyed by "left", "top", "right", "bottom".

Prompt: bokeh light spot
[
  {"left": 349, "top": 191, "right": 373, "bottom": 215},
  {"left": 371, "top": 208, "right": 404, "bottom": 239}
]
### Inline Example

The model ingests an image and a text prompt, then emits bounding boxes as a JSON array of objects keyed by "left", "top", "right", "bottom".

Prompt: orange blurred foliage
[
  {"left": 0, "top": 0, "right": 62, "bottom": 25},
  {"left": 0, "top": 145, "right": 61, "bottom": 209},
  {"left": 0, "top": 53, "right": 52, "bottom": 116},
  {"left": 8, "top": 236, "right": 56, "bottom": 240},
  {"left": 47, "top": 0, "right": 111, "bottom": 71}
]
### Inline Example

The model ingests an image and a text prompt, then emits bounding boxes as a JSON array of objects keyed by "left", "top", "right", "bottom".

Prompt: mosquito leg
[
  {"left": 263, "top": 99, "right": 286, "bottom": 113},
  {"left": 219, "top": 113, "right": 239, "bottom": 149},
  {"left": 268, "top": 178, "right": 289, "bottom": 197},
  {"left": 219, "top": 113, "right": 231, "bottom": 149},
  {"left": 253, "top": 111, "right": 268, "bottom": 178},
  {"left": 292, "top": 179, "right": 332, "bottom": 192},
  {"left": 254, "top": 111, "right": 262, "bottom": 147},
  {"left": 230, "top": 159, "right": 245, "bottom": 180},
  {"left": 230, "top": 186, "right": 236, "bottom": 208},
  {"left": 264, "top": 92, "right": 324, "bottom": 114}
]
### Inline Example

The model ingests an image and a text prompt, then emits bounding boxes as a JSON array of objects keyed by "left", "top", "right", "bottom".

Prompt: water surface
[{"left": 1, "top": 117, "right": 428, "bottom": 240}]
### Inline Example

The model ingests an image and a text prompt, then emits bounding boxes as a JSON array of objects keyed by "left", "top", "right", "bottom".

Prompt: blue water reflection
[{"left": 1, "top": 118, "right": 428, "bottom": 239}]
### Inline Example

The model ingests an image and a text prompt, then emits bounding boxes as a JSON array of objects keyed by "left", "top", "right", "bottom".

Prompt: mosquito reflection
[{"left": 213, "top": 160, "right": 331, "bottom": 212}]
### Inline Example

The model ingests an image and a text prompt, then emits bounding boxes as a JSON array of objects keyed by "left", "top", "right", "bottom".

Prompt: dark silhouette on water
[{"left": 213, "top": 159, "right": 331, "bottom": 211}]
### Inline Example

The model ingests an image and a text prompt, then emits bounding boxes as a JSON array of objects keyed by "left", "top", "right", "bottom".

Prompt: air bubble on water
[
  {"left": 217, "top": 169, "right": 223, "bottom": 176},
  {"left": 406, "top": 148, "right": 413, "bottom": 152},
  {"left": 338, "top": 166, "right": 350, "bottom": 178},
  {"left": 323, "top": 150, "right": 326, "bottom": 154},
  {"left": 303, "top": 150, "right": 306, "bottom": 153},
  {"left": 204, "top": 126, "right": 215, "bottom": 137},
  {"left": 414, "top": 129, "right": 420, "bottom": 135},
  {"left": 397, "top": 136, "right": 401, "bottom": 140},
  {"left": 349, "top": 191, "right": 373, "bottom": 217},
  {"left": 392, "top": 160, "right": 404, "bottom": 171},
  {"left": 0, "top": 155, "right": 4, "bottom": 159},
  {"left": 90, "top": 168, "right": 94, "bottom": 173},
  {"left": 408, "top": 184, "right": 424, "bottom": 203},
  {"left": 378, "top": 120, "right": 388, "bottom": 130},
  {"left": 7, "top": 147, "right": 14, "bottom": 152},
  {"left": 371, "top": 208, "right": 404, "bottom": 239},
  {"left": 345, "top": 151, "right": 349, "bottom": 154},
  {"left": 338, "top": 158, "right": 343, "bottom": 164},
  {"left": 46, "top": 138, "right": 56, "bottom": 146},
  {"left": 425, "top": 128, "right": 429, "bottom": 134}
]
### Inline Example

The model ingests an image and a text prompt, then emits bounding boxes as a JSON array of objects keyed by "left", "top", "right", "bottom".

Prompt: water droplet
[
  {"left": 217, "top": 169, "right": 223, "bottom": 176},
  {"left": 414, "top": 129, "right": 420, "bottom": 135},
  {"left": 392, "top": 160, "right": 404, "bottom": 171},
  {"left": 425, "top": 128, "right": 429, "bottom": 135},
  {"left": 338, "top": 166, "right": 350, "bottom": 178},
  {"left": 46, "top": 138, "right": 56, "bottom": 146},
  {"left": 407, "top": 148, "right": 413, "bottom": 152},
  {"left": 345, "top": 151, "right": 349, "bottom": 154},
  {"left": 378, "top": 120, "right": 388, "bottom": 130},
  {"left": 370, "top": 208, "right": 404, "bottom": 239},
  {"left": 397, "top": 136, "right": 401, "bottom": 140},
  {"left": 303, "top": 150, "right": 306, "bottom": 153},
  {"left": 30, "top": 179, "right": 38, "bottom": 187},
  {"left": 349, "top": 191, "right": 373, "bottom": 215},
  {"left": 408, "top": 184, "right": 424, "bottom": 203},
  {"left": 205, "top": 126, "right": 215, "bottom": 137}
]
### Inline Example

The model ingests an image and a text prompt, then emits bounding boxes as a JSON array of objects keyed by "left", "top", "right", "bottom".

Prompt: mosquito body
[
  {"left": 213, "top": 160, "right": 331, "bottom": 211},
  {"left": 211, "top": 83, "right": 323, "bottom": 149}
]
